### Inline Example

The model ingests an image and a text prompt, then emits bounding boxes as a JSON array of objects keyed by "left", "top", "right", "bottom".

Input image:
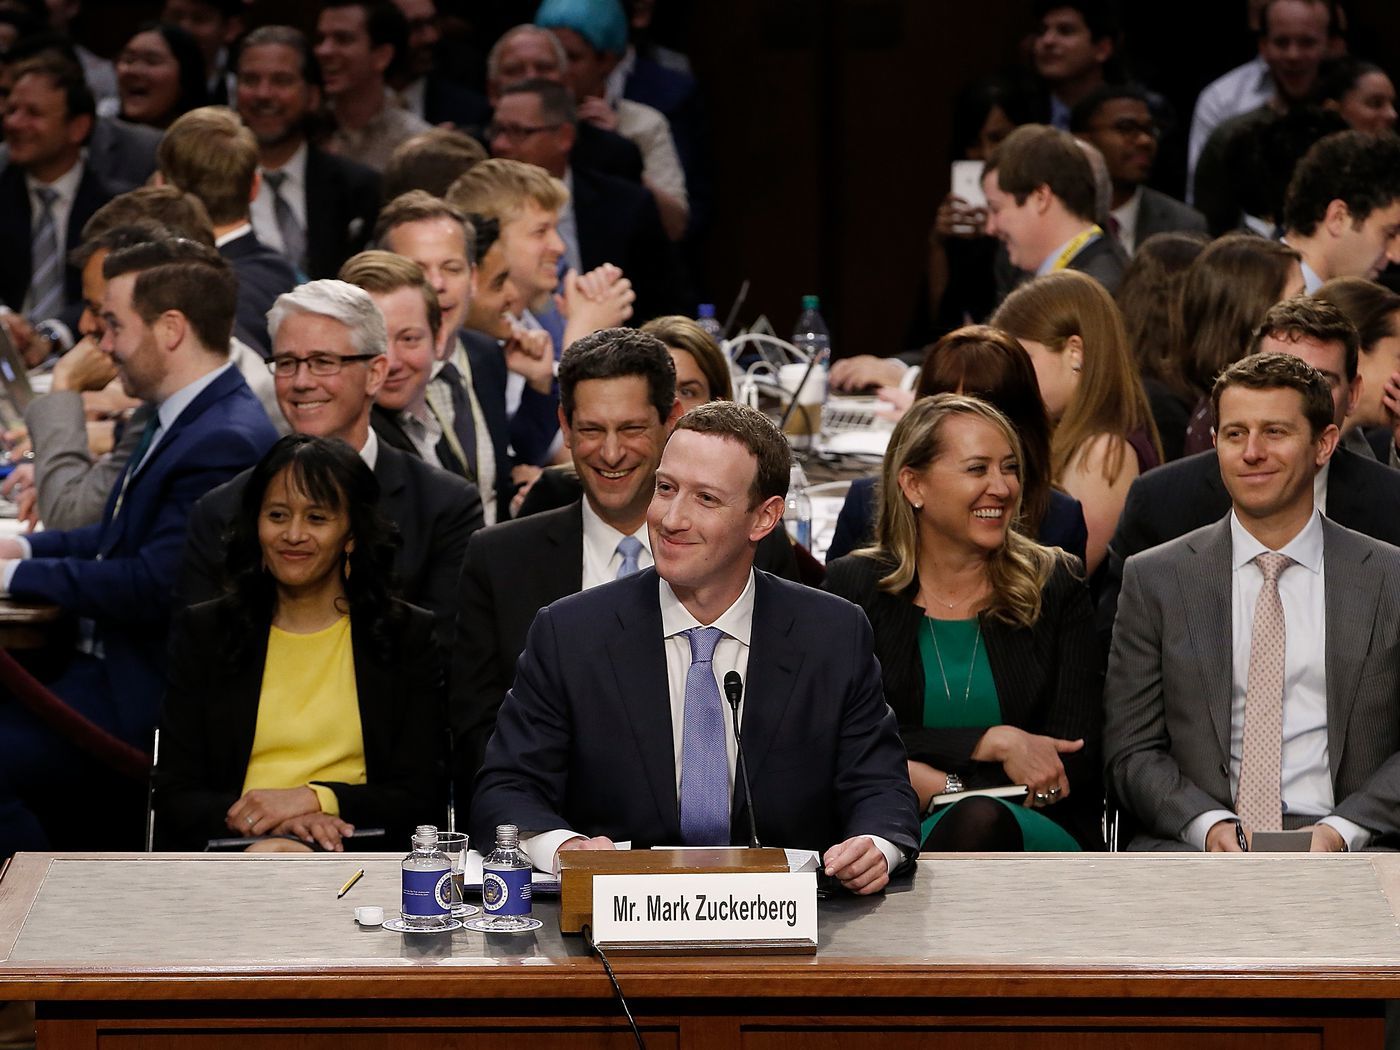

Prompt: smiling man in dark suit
[
  {"left": 0, "top": 238, "right": 278, "bottom": 859},
  {"left": 236, "top": 25, "right": 382, "bottom": 280},
  {"left": 1105, "top": 350, "right": 1400, "bottom": 852},
  {"left": 471, "top": 397, "right": 918, "bottom": 890},
  {"left": 0, "top": 52, "right": 115, "bottom": 356},
  {"left": 179, "top": 278, "right": 483, "bottom": 655}
]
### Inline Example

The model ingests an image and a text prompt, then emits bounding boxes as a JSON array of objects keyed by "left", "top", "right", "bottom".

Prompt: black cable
[{"left": 583, "top": 924, "right": 646, "bottom": 1050}]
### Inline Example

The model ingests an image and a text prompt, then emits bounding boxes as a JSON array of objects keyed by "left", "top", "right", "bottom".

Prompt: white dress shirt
[
  {"left": 580, "top": 497, "right": 652, "bottom": 589},
  {"left": 1109, "top": 187, "right": 1143, "bottom": 256},
  {"left": 250, "top": 141, "right": 309, "bottom": 257},
  {"left": 524, "top": 572, "right": 902, "bottom": 876},
  {"left": 615, "top": 97, "right": 688, "bottom": 209},
  {"left": 1187, "top": 57, "right": 1274, "bottom": 195},
  {"left": 22, "top": 159, "right": 85, "bottom": 317},
  {"left": 1183, "top": 509, "right": 1369, "bottom": 850}
]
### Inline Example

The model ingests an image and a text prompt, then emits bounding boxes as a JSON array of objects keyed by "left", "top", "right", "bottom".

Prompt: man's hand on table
[{"left": 823, "top": 835, "right": 888, "bottom": 894}]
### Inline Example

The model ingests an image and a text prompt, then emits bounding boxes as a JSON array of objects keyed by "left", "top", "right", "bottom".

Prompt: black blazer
[
  {"left": 572, "top": 123, "right": 644, "bottom": 183},
  {"left": 155, "top": 598, "right": 445, "bottom": 850},
  {"left": 0, "top": 160, "right": 114, "bottom": 318},
  {"left": 572, "top": 164, "right": 687, "bottom": 322},
  {"left": 178, "top": 441, "right": 483, "bottom": 655},
  {"left": 1098, "top": 445, "right": 1400, "bottom": 638},
  {"left": 993, "top": 232, "right": 1129, "bottom": 308},
  {"left": 469, "top": 567, "right": 920, "bottom": 860},
  {"left": 423, "top": 73, "right": 491, "bottom": 129},
  {"left": 304, "top": 146, "right": 381, "bottom": 280},
  {"left": 451, "top": 498, "right": 801, "bottom": 813},
  {"left": 219, "top": 229, "right": 299, "bottom": 358},
  {"left": 823, "top": 552, "right": 1105, "bottom": 849}
]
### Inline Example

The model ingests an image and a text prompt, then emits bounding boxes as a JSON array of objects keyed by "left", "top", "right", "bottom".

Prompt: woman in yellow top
[{"left": 156, "top": 435, "right": 444, "bottom": 851}]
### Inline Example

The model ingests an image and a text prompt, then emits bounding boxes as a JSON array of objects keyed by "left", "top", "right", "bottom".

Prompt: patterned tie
[
  {"left": 679, "top": 626, "right": 730, "bottom": 845},
  {"left": 262, "top": 171, "right": 306, "bottom": 272},
  {"left": 29, "top": 187, "right": 63, "bottom": 322},
  {"left": 1236, "top": 552, "right": 1293, "bottom": 832},
  {"left": 615, "top": 535, "right": 643, "bottom": 579}
]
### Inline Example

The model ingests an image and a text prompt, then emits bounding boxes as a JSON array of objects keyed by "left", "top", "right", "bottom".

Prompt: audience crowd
[{"left": 0, "top": 0, "right": 1398, "bottom": 914}]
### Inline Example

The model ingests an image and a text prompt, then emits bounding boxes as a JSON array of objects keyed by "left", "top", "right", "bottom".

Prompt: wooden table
[
  {"left": 1, "top": 851, "right": 1397, "bottom": 1048},
  {"left": 0, "top": 597, "right": 62, "bottom": 650}
]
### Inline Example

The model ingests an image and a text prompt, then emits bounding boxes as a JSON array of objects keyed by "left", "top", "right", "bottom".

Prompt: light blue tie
[
  {"left": 615, "top": 535, "right": 643, "bottom": 579},
  {"left": 679, "top": 626, "right": 730, "bottom": 845}
]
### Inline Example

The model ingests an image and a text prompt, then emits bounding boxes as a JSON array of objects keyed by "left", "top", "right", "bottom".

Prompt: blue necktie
[
  {"left": 679, "top": 626, "right": 730, "bottom": 845},
  {"left": 615, "top": 535, "right": 643, "bottom": 579}
]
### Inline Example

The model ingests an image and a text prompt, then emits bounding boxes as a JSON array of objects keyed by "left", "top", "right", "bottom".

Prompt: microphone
[{"left": 723, "top": 670, "right": 762, "bottom": 849}]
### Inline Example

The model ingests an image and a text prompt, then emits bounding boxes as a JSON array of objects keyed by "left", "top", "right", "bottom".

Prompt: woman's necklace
[{"left": 927, "top": 617, "right": 982, "bottom": 708}]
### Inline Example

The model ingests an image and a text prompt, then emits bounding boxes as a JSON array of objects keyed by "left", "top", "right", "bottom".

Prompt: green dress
[{"left": 918, "top": 617, "right": 1079, "bottom": 851}]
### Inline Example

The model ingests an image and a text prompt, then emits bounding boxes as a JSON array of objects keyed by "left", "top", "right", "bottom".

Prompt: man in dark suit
[
  {"left": 488, "top": 79, "right": 684, "bottom": 321},
  {"left": 157, "top": 106, "right": 299, "bottom": 359},
  {"left": 390, "top": 0, "right": 491, "bottom": 129},
  {"left": 1099, "top": 296, "right": 1400, "bottom": 636},
  {"left": 1071, "top": 85, "right": 1207, "bottom": 256},
  {"left": 179, "top": 277, "right": 482, "bottom": 658},
  {"left": 1105, "top": 351, "right": 1400, "bottom": 852},
  {"left": 984, "top": 123, "right": 1127, "bottom": 307},
  {"left": 0, "top": 238, "right": 278, "bottom": 859},
  {"left": 236, "top": 25, "right": 382, "bottom": 280},
  {"left": 0, "top": 53, "right": 114, "bottom": 352},
  {"left": 471, "top": 394, "right": 918, "bottom": 890},
  {"left": 454, "top": 328, "right": 796, "bottom": 820}
]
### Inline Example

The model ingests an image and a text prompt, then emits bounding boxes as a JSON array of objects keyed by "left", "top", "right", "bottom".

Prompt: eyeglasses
[
  {"left": 486, "top": 121, "right": 562, "bottom": 141},
  {"left": 1092, "top": 118, "right": 1161, "bottom": 139},
  {"left": 267, "top": 353, "right": 378, "bottom": 377}
]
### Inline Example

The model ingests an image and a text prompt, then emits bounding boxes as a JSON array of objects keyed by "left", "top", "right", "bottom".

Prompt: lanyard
[{"left": 1051, "top": 225, "right": 1103, "bottom": 271}]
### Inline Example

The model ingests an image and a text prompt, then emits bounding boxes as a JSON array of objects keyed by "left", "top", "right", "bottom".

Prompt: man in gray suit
[
  {"left": 1105, "top": 350, "right": 1400, "bottom": 852},
  {"left": 1071, "top": 85, "right": 1207, "bottom": 256}
]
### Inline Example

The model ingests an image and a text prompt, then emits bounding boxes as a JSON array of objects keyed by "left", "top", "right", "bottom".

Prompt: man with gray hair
[{"left": 179, "top": 278, "right": 483, "bottom": 652}]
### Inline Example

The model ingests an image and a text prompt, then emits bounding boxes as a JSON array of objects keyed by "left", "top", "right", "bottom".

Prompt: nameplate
[{"left": 590, "top": 871, "right": 817, "bottom": 954}]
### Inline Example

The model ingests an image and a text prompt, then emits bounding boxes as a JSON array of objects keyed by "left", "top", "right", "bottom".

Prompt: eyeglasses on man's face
[{"left": 267, "top": 352, "right": 378, "bottom": 377}]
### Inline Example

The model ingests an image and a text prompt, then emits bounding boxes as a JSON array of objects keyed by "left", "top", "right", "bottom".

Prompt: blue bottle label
[
  {"left": 402, "top": 868, "right": 451, "bottom": 916},
  {"left": 482, "top": 866, "right": 532, "bottom": 916}
]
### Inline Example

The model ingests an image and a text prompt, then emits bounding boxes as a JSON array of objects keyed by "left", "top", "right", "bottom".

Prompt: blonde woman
[
  {"left": 991, "top": 270, "right": 1161, "bottom": 575},
  {"left": 824, "top": 394, "right": 1103, "bottom": 851}
]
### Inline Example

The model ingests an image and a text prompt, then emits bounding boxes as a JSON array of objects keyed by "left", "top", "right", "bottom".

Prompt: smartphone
[{"left": 950, "top": 160, "right": 987, "bottom": 208}]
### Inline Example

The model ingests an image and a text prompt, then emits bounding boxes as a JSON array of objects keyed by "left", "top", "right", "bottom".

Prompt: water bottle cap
[
  {"left": 495, "top": 824, "right": 520, "bottom": 848},
  {"left": 697, "top": 303, "right": 716, "bottom": 318},
  {"left": 801, "top": 294, "right": 820, "bottom": 310},
  {"left": 412, "top": 824, "right": 439, "bottom": 848}
]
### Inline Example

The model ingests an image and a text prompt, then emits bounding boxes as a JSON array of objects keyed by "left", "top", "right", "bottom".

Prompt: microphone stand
[{"left": 723, "top": 671, "right": 762, "bottom": 849}]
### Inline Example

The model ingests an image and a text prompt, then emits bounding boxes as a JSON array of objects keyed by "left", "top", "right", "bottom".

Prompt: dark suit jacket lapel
[
  {"left": 546, "top": 500, "right": 586, "bottom": 593},
  {"left": 738, "top": 572, "right": 801, "bottom": 794},
  {"left": 0, "top": 166, "right": 33, "bottom": 306},
  {"left": 605, "top": 570, "right": 678, "bottom": 829},
  {"left": 224, "top": 627, "right": 269, "bottom": 779},
  {"left": 1323, "top": 448, "right": 1370, "bottom": 532},
  {"left": 303, "top": 147, "right": 337, "bottom": 275},
  {"left": 1323, "top": 521, "right": 1378, "bottom": 777},
  {"left": 1180, "top": 517, "right": 1234, "bottom": 762}
]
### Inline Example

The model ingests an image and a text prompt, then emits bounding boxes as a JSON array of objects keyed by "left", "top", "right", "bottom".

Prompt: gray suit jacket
[
  {"left": 1104, "top": 514, "right": 1400, "bottom": 847},
  {"left": 1136, "top": 187, "right": 1208, "bottom": 245},
  {"left": 25, "top": 392, "right": 152, "bottom": 531}
]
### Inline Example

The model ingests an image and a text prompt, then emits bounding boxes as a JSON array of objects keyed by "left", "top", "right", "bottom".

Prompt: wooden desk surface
[{"left": 2, "top": 851, "right": 1399, "bottom": 1002}]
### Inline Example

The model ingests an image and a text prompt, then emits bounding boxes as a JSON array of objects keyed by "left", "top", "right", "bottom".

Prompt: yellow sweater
[{"left": 242, "top": 616, "right": 366, "bottom": 816}]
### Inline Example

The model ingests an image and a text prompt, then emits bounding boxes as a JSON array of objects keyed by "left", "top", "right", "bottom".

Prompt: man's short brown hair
[
  {"left": 1210, "top": 351, "right": 1336, "bottom": 438},
  {"left": 338, "top": 249, "right": 442, "bottom": 342},
  {"left": 372, "top": 190, "right": 476, "bottom": 263},
  {"left": 102, "top": 238, "right": 236, "bottom": 355},
  {"left": 445, "top": 157, "right": 568, "bottom": 224},
  {"left": 984, "top": 124, "right": 1098, "bottom": 223},
  {"left": 1247, "top": 294, "right": 1360, "bottom": 381},
  {"left": 671, "top": 401, "right": 790, "bottom": 509},
  {"left": 73, "top": 187, "right": 214, "bottom": 269},
  {"left": 383, "top": 128, "right": 487, "bottom": 200},
  {"left": 156, "top": 106, "right": 258, "bottom": 226}
]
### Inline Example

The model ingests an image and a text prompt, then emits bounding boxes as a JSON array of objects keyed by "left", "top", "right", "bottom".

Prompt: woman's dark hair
[
  {"left": 1115, "top": 230, "right": 1210, "bottom": 398},
  {"left": 915, "top": 324, "right": 1054, "bottom": 535},
  {"left": 949, "top": 77, "right": 1026, "bottom": 162},
  {"left": 123, "top": 22, "right": 210, "bottom": 128},
  {"left": 219, "top": 435, "right": 403, "bottom": 663}
]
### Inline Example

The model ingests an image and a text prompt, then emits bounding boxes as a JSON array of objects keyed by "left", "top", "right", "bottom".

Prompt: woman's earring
[{"left": 912, "top": 502, "right": 923, "bottom": 511}]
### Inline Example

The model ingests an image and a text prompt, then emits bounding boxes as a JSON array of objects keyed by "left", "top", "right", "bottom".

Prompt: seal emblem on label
[
  {"left": 482, "top": 872, "right": 508, "bottom": 911},
  {"left": 435, "top": 872, "right": 453, "bottom": 909}
]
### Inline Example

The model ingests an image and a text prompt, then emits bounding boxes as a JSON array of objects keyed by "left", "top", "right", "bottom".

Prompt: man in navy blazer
[
  {"left": 470, "top": 399, "right": 918, "bottom": 893},
  {"left": 0, "top": 238, "right": 278, "bottom": 857}
]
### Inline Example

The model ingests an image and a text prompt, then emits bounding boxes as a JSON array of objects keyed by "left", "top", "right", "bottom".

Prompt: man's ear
[
  {"left": 558, "top": 403, "right": 573, "bottom": 448},
  {"left": 1030, "top": 183, "right": 1054, "bottom": 215},
  {"left": 1323, "top": 198, "right": 1352, "bottom": 237},
  {"left": 748, "top": 494, "right": 785, "bottom": 542}
]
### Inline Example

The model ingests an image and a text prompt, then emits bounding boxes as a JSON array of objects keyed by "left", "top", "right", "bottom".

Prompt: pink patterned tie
[{"left": 1236, "top": 552, "right": 1293, "bottom": 832}]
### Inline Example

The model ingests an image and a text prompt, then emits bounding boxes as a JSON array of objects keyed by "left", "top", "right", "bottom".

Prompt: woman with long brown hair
[{"left": 991, "top": 269, "right": 1161, "bottom": 575}]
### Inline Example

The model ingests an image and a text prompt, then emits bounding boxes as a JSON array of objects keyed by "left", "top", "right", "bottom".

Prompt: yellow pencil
[{"left": 337, "top": 869, "right": 365, "bottom": 899}]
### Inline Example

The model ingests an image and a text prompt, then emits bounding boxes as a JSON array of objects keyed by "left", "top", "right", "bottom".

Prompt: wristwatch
[{"left": 942, "top": 772, "right": 964, "bottom": 795}]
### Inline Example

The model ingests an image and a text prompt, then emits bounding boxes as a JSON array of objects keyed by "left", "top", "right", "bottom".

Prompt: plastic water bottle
[
  {"left": 696, "top": 303, "right": 723, "bottom": 342},
  {"left": 784, "top": 462, "right": 813, "bottom": 549},
  {"left": 791, "top": 295, "right": 831, "bottom": 370},
  {"left": 401, "top": 824, "right": 452, "bottom": 930},
  {"left": 480, "top": 824, "right": 534, "bottom": 931}
]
